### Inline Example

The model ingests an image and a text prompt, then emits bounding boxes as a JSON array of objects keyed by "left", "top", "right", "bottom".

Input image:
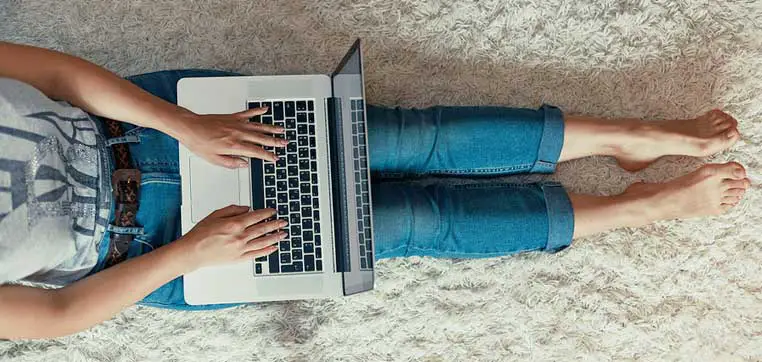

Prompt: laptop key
[
  {"left": 293, "top": 261, "right": 303, "bottom": 272},
  {"left": 280, "top": 253, "right": 291, "bottom": 264},
  {"left": 313, "top": 210, "right": 320, "bottom": 221},
  {"left": 289, "top": 201, "right": 300, "bottom": 212},
  {"left": 268, "top": 252, "right": 280, "bottom": 273},
  {"left": 288, "top": 154, "right": 298, "bottom": 164},
  {"left": 265, "top": 199, "right": 276, "bottom": 209},
  {"left": 290, "top": 224, "right": 301, "bottom": 235},
  {"left": 304, "top": 255, "right": 315, "bottom": 271},
  {"left": 286, "top": 130, "right": 296, "bottom": 141},
  {"left": 361, "top": 258, "right": 367, "bottom": 269},
  {"left": 315, "top": 235, "right": 321, "bottom": 246},
  {"left": 308, "top": 125, "right": 315, "bottom": 135},
  {"left": 286, "top": 119, "right": 296, "bottom": 129},
  {"left": 289, "top": 189, "right": 300, "bottom": 200},
  {"left": 265, "top": 187, "right": 276, "bottom": 198},
  {"left": 291, "top": 237, "right": 302, "bottom": 248},
  {"left": 302, "top": 218, "right": 312, "bottom": 230},
  {"left": 292, "top": 249, "right": 302, "bottom": 260},
  {"left": 314, "top": 222, "right": 320, "bottom": 233},
  {"left": 304, "top": 242, "right": 314, "bottom": 253},
  {"left": 276, "top": 158, "right": 286, "bottom": 167},
  {"left": 311, "top": 161, "right": 317, "bottom": 172},
  {"left": 301, "top": 207, "right": 312, "bottom": 218},
  {"left": 249, "top": 102, "right": 260, "bottom": 109},
  {"left": 298, "top": 136, "right": 308, "bottom": 147},
  {"left": 298, "top": 148, "right": 309, "bottom": 158},
  {"left": 299, "top": 171, "right": 310, "bottom": 182},
  {"left": 316, "top": 247, "right": 322, "bottom": 258},
  {"left": 290, "top": 213, "right": 300, "bottom": 224},
  {"left": 300, "top": 183, "right": 311, "bottom": 193},
  {"left": 304, "top": 230, "right": 313, "bottom": 241},
  {"left": 280, "top": 264, "right": 294, "bottom": 273},
  {"left": 297, "top": 124, "right": 308, "bottom": 134},
  {"left": 316, "top": 259, "right": 322, "bottom": 271},
  {"left": 255, "top": 263, "right": 263, "bottom": 274},
  {"left": 288, "top": 177, "right": 299, "bottom": 188},
  {"left": 297, "top": 113, "right": 306, "bottom": 123},
  {"left": 288, "top": 166, "right": 298, "bottom": 176},
  {"left": 277, "top": 204, "right": 288, "bottom": 215},
  {"left": 261, "top": 116, "right": 273, "bottom": 125},
  {"left": 273, "top": 102, "right": 284, "bottom": 120},
  {"left": 276, "top": 169, "right": 286, "bottom": 179},
  {"left": 262, "top": 102, "right": 272, "bottom": 114},
  {"left": 287, "top": 142, "right": 297, "bottom": 152},
  {"left": 308, "top": 113, "right": 314, "bottom": 123},
  {"left": 275, "top": 147, "right": 286, "bottom": 156},
  {"left": 277, "top": 181, "right": 287, "bottom": 192},
  {"left": 285, "top": 101, "right": 295, "bottom": 117},
  {"left": 280, "top": 240, "right": 290, "bottom": 251},
  {"left": 296, "top": 101, "right": 306, "bottom": 111}
]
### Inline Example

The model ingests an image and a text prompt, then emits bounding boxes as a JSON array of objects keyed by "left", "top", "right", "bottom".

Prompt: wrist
[
  {"left": 146, "top": 105, "right": 197, "bottom": 140},
  {"left": 162, "top": 237, "right": 203, "bottom": 275}
]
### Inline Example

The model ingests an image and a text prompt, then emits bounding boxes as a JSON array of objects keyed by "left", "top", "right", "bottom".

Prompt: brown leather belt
[{"left": 104, "top": 118, "right": 141, "bottom": 268}]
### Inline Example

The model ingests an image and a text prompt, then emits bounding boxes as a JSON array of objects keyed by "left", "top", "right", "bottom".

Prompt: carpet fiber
[{"left": 2, "top": 1, "right": 762, "bottom": 361}]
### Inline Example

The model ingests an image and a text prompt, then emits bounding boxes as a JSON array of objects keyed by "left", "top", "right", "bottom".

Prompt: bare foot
[
  {"left": 622, "top": 162, "right": 750, "bottom": 224},
  {"left": 614, "top": 110, "right": 741, "bottom": 171}
]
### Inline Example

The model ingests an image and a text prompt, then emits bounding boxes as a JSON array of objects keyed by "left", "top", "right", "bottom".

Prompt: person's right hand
[{"left": 177, "top": 205, "right": 287, "bottom": 270}]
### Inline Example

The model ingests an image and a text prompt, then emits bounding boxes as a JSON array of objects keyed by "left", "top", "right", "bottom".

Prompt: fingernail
[
  {"left": 272, "top": 155, "right": 279, "bottom": 162},
  {"left": 735, "top": 169, "right": 744, "bottom": 177},
  {"left": 279, "top": 220, "right": 288, "bottom": 227},
  {"left": 278, "top": 128, "right": 286, "bottom": 134},
  {"left": 280, "top": 139, "right": 290, "bottom": 145},
  {"left": 727, "top": 130, "right": 736, "bottom": 138}
]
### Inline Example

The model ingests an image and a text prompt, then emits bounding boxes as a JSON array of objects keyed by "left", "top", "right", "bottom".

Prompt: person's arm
[
  {"left": 0, "top": 41, "right": 287, "bottom": 167},
  {"left": 0, "top": 205, "right": 287, "bottom": 340}
]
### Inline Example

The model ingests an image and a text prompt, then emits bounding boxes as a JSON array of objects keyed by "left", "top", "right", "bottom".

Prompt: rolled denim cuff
[
  {"left": 529, "top": 104, "right": 565, "bottom": 173},
  {"left": 540, "top": 181, "right": 574, "bottom": 252}
]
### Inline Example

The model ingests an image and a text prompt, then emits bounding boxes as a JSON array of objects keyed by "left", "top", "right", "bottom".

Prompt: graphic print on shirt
[{"left": 0, "top": 111, "right": 101, "bottom": 236}]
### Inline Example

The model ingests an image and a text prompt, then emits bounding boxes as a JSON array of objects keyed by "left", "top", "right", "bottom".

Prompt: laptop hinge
[{"left": 326, "top": 97, "right": 351, "bottom": 274}]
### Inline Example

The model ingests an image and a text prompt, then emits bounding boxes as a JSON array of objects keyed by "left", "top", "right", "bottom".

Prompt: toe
[
  {"left": 722, "top": 196, "right": 742, "bottom": 204},
  {"left": 720, "top": 204, "right": 735, "bottom": 213},
  {"left": 723, "top": 178, "right": 751, "bottom": 189},
  {"left": 723, "top": 188, "right": 746, "bottom": 197},
  {"left": 709, "top": 162, "right": 745, "bottom": 179}
]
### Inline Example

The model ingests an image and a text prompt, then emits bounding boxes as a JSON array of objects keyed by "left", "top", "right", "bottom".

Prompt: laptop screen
[{"left": 329, "top": 39, "right": 375, "bottom": 295}]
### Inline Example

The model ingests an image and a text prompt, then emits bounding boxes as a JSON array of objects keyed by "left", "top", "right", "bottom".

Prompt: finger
[
  {"left": 229, "top": 208, "right": 278, "bottom": 226},
  {"left": 242, "top": 219, "right": 288, "bottom": 240},
  {"left": 209, "top": 204, "right": 250, "bottom": 218},
  {"left": 233, "top": 107, "right": 269, "bottom": 120},
  {"left": 245, "top": 122, "right": 286, "bottom": 134},
  {"left": 239, "top": 132, "right": 289, "bottom": 148},
  {"left": 246, "top": 231, "right": 287, "bottom": 251},
  {"left": 240, "top": 245, "right": 279, "bottom": 260},
  {"left": 226, "top": 143, "right": 278, "bottom": 162},
  {"left": 210, "top": 154, "right": 250, "bottom": 169}
]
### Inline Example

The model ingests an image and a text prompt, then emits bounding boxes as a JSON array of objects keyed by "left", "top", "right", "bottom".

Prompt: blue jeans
[{"left": 89, "top": 70, "right": 575, "bottom": 310}]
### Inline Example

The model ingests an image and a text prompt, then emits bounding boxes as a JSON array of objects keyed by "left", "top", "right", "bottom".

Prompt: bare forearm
[
  {"left": 50, "top": 242, "right": 193, "bottom": 337},
  {"left": 0, "top": 42, "right": 186, "bottom": 136},
  {"left": 0, "top": 241, "right": 193, "bottom": 339}
]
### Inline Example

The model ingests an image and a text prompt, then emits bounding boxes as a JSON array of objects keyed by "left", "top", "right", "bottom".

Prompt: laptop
[{"left": 177, "top": 39, "right": 374, "bottom": 304}]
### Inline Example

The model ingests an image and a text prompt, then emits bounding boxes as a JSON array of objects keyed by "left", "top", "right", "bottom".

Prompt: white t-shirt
[{"left": 0, "top": 78, "right": 111, "bottom": 286}]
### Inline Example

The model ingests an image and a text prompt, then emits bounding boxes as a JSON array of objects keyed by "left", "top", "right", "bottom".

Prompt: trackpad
[
  {"left": 256, "top": 276, "right": 324, "bottom": 296},
  {"left": 189, "top": 156, "right": 240, "bottom": 222}
]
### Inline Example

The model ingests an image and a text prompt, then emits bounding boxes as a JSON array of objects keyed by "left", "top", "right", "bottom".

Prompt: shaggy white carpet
[{"left": 2, "top": 0, "right": 762, "bottom": 361}]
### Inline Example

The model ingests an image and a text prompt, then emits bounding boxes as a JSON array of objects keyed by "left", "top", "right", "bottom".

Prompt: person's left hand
[{"left": 169, "top": 106, "right": 288, "bottom": 168}]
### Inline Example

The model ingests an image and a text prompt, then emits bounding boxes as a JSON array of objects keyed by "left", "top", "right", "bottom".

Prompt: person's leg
[
  {"left": 373, "top": 162, "right": 750, "bottom": 259},
  {"left": 366, "top": 105, "right": 741, "bottom": 176},
  {"left": 560, "top": 110, "right": 740, "bottom": 171},
  {"left": 366, "top": 104, "right": 565, "bottom": 177}
]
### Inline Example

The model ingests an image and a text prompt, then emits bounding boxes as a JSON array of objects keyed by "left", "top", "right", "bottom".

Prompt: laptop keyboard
[
  {"left": 248, "top": 100, "right": 323, "bottom": 275},
  {"left": 350, "top": 99, "right": 373, "bottom": 270}
]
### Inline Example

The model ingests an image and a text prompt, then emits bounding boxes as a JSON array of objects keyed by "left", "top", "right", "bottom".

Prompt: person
[{"left": 0, "top": 41, "right": 749, "bottom": 340}]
